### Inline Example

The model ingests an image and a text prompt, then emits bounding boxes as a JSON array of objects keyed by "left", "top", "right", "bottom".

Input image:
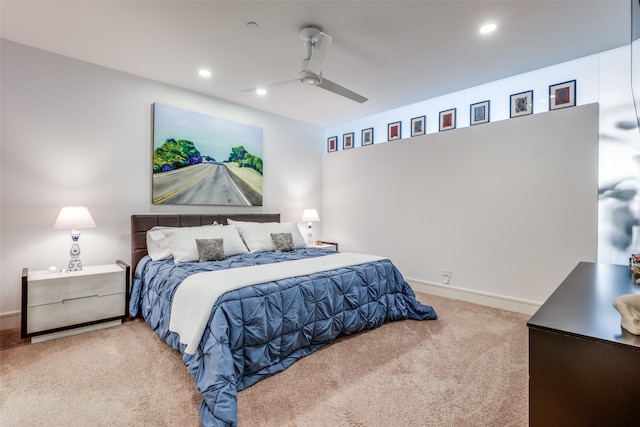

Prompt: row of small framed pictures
[
  {"left": 328, "top": 79, "right": 576, "bottom": 152},
  {"left": 511, "top": 79, "right": 576, "bottom": 118}
]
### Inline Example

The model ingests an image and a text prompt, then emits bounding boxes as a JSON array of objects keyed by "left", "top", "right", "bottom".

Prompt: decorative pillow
[
  {"left": 271, "top": 233, "right": 294, "bottom": 252},
  {"left": 232, "top": 221, "right": 306, "bottom": 253},
  {"left": 146, "top": 222, "right": 219, "bottom": 261},
  {"left": 163, "top": 224, "right": 248, "bottom": 263},
  {"left": 146, "top": 226, "right": 173, "bottom": 261},
  {"left": 196, "top": 238, "right": 226, "bottom": 262}
]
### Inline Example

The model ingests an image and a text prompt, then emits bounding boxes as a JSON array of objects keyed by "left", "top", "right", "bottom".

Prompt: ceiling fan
[{"left": 243, "top": 26, "right": 368, "bottom": 103}]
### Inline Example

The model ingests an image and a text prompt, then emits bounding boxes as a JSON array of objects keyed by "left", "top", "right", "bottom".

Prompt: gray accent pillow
[
  {"left": 271, "top": 232, "right": 294, "bottom": 252},
  {"left": 196, "top": 238, "right": 226, "bottom": 262}
]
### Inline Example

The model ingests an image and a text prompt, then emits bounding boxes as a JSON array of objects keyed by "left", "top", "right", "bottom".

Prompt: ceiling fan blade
[
  {"left": 306, "top": 32, "right": 333, "bottom": 75},
  {"left": 241, "top": 78, "right": 299, "bottom": 93},
  {"left": 317, "top": 78, "right": 368, "bottom": 103}
]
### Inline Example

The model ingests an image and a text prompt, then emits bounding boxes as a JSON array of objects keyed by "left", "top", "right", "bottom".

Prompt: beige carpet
[{"left": 0, "top": 293, "right": 529, "bottom": 426}]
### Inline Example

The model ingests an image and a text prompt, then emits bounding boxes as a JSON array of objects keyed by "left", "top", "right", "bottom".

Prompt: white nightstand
[
  {"left": 21, "top": 260, "right": 129, "bottom": 343},
  {"left": 313, "top": 241, "right": 339, "bottom": 251}
]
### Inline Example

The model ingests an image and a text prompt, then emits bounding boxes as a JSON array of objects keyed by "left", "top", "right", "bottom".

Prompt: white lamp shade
[
  {"left": 301, "top": 209, "right": 320, "bottom": 222},
  {"left": 53, "top": 206, "right": 96, "bottom": 230}
]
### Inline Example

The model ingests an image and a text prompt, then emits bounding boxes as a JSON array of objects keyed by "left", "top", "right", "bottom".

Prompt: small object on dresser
[
  {"left": 631, "top": 254, "right": 640, "bottom": 284},
  {"left": 613, "top": 294, "right": 640, "bottom": 335}
]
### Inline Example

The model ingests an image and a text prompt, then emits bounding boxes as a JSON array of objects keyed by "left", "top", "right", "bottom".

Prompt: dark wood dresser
[{"left": 527, "top": 262, "right": 640, "bottom": 425}]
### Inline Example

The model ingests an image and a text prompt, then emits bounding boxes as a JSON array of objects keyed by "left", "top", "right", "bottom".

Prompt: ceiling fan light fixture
[
  {"left": 301, "top": 75, "right": 320, "bottom": 85},
  {"left": 256, "top": 88, "right": 267, "bottom": 95},
  {"left": 299, "top": 70, "right": 321, "bottom": 85}
]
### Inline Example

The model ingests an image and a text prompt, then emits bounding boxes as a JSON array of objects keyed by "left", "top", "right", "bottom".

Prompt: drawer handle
[{"left": 62, "top": 295, "right": 99, "bottom": 303}]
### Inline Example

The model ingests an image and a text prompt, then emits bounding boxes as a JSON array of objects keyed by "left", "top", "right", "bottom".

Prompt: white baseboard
[
  {"left": 407, "top": 278, "right": 541, "bottom": 316},
  {"left": 0, "top": 311, "right": 20, "bottom": 330},
  {"left": 30, "top": 320, "right": 122, "bottom": 343}
]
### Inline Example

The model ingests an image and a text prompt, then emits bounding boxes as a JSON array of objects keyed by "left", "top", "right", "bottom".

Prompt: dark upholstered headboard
[{"left": 130, "top": 213, "right": 280, "bottom": 276}]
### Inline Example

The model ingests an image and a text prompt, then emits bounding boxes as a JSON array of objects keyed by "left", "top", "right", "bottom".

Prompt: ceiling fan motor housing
[{"left": 299, "top": 26, "right": 323, "bottom": 42}]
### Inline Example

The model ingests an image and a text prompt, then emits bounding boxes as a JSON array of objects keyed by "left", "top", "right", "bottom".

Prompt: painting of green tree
[{"left": 152, "top": 103, "right": 263, "bottom": 206}]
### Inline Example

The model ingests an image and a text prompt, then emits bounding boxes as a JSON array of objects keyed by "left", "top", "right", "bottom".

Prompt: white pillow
[
  {"left": 226, "top": 218, "right": 277, "bottom": 226},
  {"left": 233, "top": 221, "right": 306, "bottom": 253},
  {"left": 146, "top": 222, "right": 219, "bottom": 261},
  {"left": 162, "top": 224, "right": 249, "bottom": 263},
  {"left": 146, "top": 226, "right": 173, "bottom": 261}
]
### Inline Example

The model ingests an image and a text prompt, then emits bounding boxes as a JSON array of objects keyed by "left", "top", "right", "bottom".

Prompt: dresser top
[
  {"left": 528, "top": 262, "right": 640, "bottom": 348},
  {"left": 28, "top": 264, "right": 124, "bottom": 281}
]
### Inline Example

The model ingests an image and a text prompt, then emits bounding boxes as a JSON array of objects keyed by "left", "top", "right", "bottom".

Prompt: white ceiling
[{"left": 0, "top": 0, "right": 631, "bottom": 127}]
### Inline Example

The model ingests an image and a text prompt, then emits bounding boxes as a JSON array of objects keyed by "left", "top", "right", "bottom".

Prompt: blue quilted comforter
[{"left": 129, "top": 248, "right": 437, "bottom": 426}]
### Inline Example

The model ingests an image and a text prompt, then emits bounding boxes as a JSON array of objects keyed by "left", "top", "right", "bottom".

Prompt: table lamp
[
  {"left": 53, "top": 206, "right": 96, "bottom": 271},
  {"left": 301, "top": 208, "right": 320, "bottom": 246}
]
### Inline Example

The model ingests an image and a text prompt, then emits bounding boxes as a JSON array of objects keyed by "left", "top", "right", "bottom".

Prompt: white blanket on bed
[{"left": 170, "top": 252, "right": 386, "bottom": 354}]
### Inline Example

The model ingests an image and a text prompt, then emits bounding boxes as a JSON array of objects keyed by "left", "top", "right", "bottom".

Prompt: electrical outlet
[{"left": 441, "top": 269, "right": 452, "bottom": 284}]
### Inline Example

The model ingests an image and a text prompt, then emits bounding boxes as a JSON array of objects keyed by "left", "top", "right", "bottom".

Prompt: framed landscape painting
[{"left": 152, "top": 103, "right": 263, "bottom": 206}]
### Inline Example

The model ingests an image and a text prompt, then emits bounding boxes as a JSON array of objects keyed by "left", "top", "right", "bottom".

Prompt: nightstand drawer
[
  {"left": 28, "top": 270, "right": 124, "bottom": 306},
  {"left": 27, "top": 293, "right": 125, "bottom": 333}
]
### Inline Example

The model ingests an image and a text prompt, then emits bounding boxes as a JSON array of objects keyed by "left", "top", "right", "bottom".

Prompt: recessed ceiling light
[
  {"left": 198, "top": 69, "right": 211, "bottom": 77},
  {"left": 256, "top": 88, "right": 267, "bottom": 95},
  {"left": 479, "top": 23, "right": 497, "bottom": 34},
  {"left": 247, "top": 22, "right": 259, "bottom": 30}
]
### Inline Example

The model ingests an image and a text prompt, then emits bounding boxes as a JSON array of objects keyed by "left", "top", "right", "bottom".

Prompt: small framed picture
[
  {"left": 470, "top": 100, "right": 490, "bottom": 125},
  {"left": 411, "top": 115, "right": 426, "bottom": 137},
  {"left": 343, "top": 132, "right": 354, "bottom": 149},
  {"left": 388, "top": 121, "right": 401, "bottom": 141},
  {"left": 361, "top": 127, "right": 374, "bottom": 146},
  {"left": 510, "top": 90, "right": 533, "bottom": 118},
  {"left": 549, "top": 80, "right": 576, "bottom": 110},
  {"left": 327, "top": 136, "right": 338, "bottom": 152},
  {"left": 439, "top": 108, "right": 456, "bottom": 131}
]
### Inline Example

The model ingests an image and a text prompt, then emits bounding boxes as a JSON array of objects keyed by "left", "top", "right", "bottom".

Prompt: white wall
[
  {"left": 0, "top": 40, "right": 324, "bottom": 321},
  {"left": 322, "top": 103, "right": 599, "bottom": 307},
  {"left": 325, "top": 46, "right": 640, "bottom": 269}
]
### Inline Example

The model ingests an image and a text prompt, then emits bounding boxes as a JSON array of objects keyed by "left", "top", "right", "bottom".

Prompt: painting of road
[{"left": 152, "top": 103, "right": 263, "bottom": 206}]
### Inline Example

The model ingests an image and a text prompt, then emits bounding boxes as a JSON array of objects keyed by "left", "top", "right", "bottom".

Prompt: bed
[{"left": 129, "top": 213, "right": 437, "bottom": 426}]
